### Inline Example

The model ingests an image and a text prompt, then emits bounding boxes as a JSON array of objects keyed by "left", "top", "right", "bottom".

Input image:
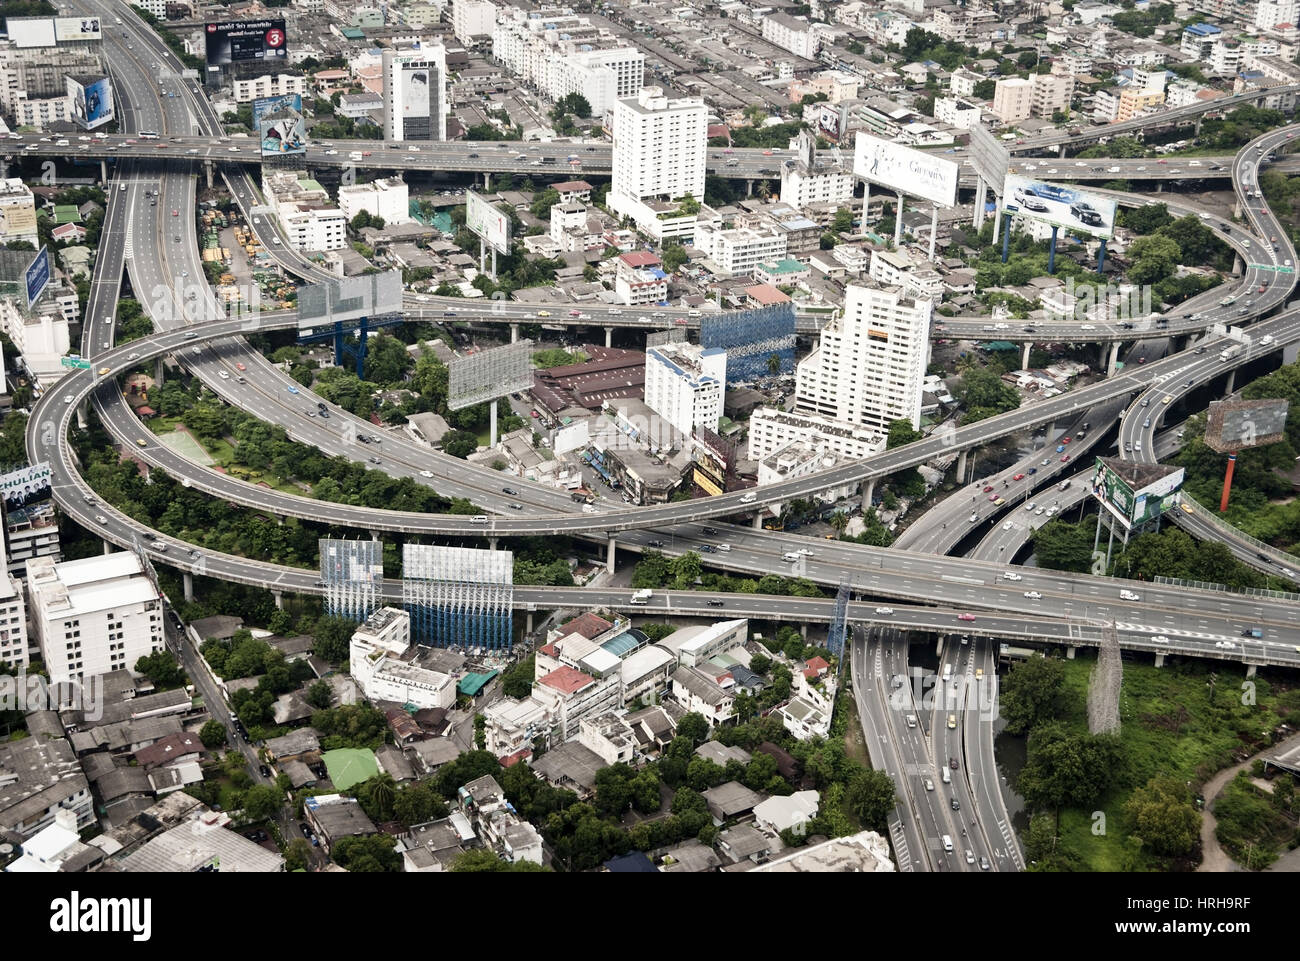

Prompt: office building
[
  {"left": 5, "top": 500, "right": 60, "bottom": 578},
  {"left": 1182, "top": 23, "right": 1223, "bottom": 59},
  {"left": 0, "top": 296, "right": 71, "bottom": 388},
  {"left": 0, "top": 558, "right": 26, "bottom": 668},
  {"left": 279, "top": 205, "right": 347, "bottom": 251},
  {"left": 795, "top": 283, "right": 932, "bottom": 433},
  {"left": 992, "top": 76, "right": 1033, "bottom": 123},
  {"left": 644, "top": 342, "right": 727, "bottom": 436},
  {"left": 349, "top": 607, "right": 456, "bottom": 710},
  {"left": 933, "top": 96, "right": 982, "bottom": 129},
  {"left": 0, "top": 24, "right": 103, "bottom": 113},
  {"left": 232, "top": 73, "right": 307, "bottom": 104},
  {"left": 693, "top": 220, "right": 787, "bottom": 277},
  {"left": 748, "top": 407, "right": 885, "bottom": 462},
  {"left": 27, "top": 553, "right": 164, "bottom": 687},
  {"left": 607, "top": 87, "right": 707, "bottom": 242},
  {"left": 1030, "top": 72, "right": 1074, "bottom": 118},
  {"left": 337, "top": 177, "right": 410, "bottom": 225},
  {"left": 762, "top": 13, "right": 821, "bottom": 58},
  {"left": 382, "top": 44, "right": 448, "bottom": 141},
  {"left": 614, "top": 251, "right": 668, "bottom": 306},
  {"left": 1257, "top": 0, "right": 1299, "bottom": 30},
  {"left": 0, "top": 179, "right": 38, "bottom": 248},
  {"left": 453, "top": 0, "right": 497, "bottom": 46}
]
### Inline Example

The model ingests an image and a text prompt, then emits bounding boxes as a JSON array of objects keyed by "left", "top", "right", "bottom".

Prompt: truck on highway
[
  {"left": 349, "top": 151, "right": 363, "bottom": 161},
  {"left": 631, "top": 589, "right": 653, "bottom": 605},
  {"left": 1219, "top": 344, "right": 1243, "bottom": 362}
]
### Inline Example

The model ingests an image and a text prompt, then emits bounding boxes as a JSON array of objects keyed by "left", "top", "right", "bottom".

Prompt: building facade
[{"left": 644, "top": 343, "right": 726, "bottom": 436}]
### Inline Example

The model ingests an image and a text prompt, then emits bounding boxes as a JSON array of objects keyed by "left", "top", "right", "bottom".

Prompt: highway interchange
[{"left": 18, "top": 0, "right": 1300, "bottom": 872}]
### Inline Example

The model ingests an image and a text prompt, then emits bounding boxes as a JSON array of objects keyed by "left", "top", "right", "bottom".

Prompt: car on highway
[
  {"left": 716, "top": 544, "right": 731, "bottom": 552},
  {"left": 417, "top": 470, "right": 433, "bottom": 479},
  {"left": 1003, "top": 572, "right": 1023, "bottom": 581},
  {"left": 287, "top": 385, "right": 299, "bottom": 394},
  {"left": 982, "top": 485, "right": 994, "bottom": 493},
  {"left": 1152, "top": 635, "right": 1170, "bottom": 645},
  {"left": 947, "top": 714, "right": 957, "bottom": 729},
  {"left": 968, "top": 513, "right": 979, "bottom": 523},
  {"left": 1023, "top": 591, "right": 1042, "bottom": 599},
  {"left": 1040, "top": 458, "right": 1050, "bottom": 466},
  {"left": 956, "top": 613, "right": 976, "bottom": 622},
  {"left": 950, "top": 757, "right": 959, "bottom": 770},
  {"left": 924, "top": 778, "right": 934, "bottom": 791},
  {"left": 369, "top": 456, "right": 381, "bottom": 465},
  {"left": 1002, "top": 520, "right": 1014, "bottom": 531},
  {"left": 987, "top": 493, "right": 1000, "bottom": 502},
  {"left": 136, "top": 438, "right": 148, "bottom": 448},
  {"left": 979, "top": 856, "right": 991, "bottom": 871},
  {"left": 874, "top": 607, "right": 894, "bottom": 615},
  {"left": 1012, "top": 473, "right": 1025, "bottom": 481}
]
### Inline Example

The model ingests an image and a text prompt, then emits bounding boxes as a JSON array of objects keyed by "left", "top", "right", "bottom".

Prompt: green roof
[
  {"left": 321, "top": 748, "right": 379, "bottom": 791},
  {"left": 983, "top": 341, "right": 1016, "bottom": 351},
  {"left": 298, "top": 179, "right": 326, "bottom": 194},
  {"left": 53, "top": 205, "right": 81, "bottom": 224},
  {"left": 341, "top": 26, "right": 366, "bottom": 38},
  {"left": 458, "top": 670, "right": 499, "bottom": 697},
  {"left": 759, "top": 258, "right": 807, "bottom": 275}
]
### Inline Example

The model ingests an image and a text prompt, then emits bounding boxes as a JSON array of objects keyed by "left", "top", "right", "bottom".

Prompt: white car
[
  {"left": 1120, "top": 590, "right": 1141, "bottom": 601},
  {"left": 218, "top": 370, "right": 230, "bottom": 380},
  {"left": 419, "top": 470, "right": 433, "bottom": 478},
  {"left": 1024, "top": 502, "right": 1037, "bottom": 512},
  {"left": 1215, "top": 640, "right": 1236, "bottom": 649},
  {"left": 1153, "top": 635, "right": 1170, "bottom": 644},
  {"left": 874, "top": 607, "right": 894, "bottom": 615},
  {"left": 968, "top": 513, "right": 979, "bottom": 523},
  {"left": 1004, "top": 572, "right": 1023, "bottom": 581},
  {"left": 1002, "top": 520, "right": 1014, "bottom": 531},
  {"left": 797, "top": 547, "right": 813, "bottom": 556},
  {"left": 1023, "top": 591, "right": 1042, "bottom": 599},
  {"left": 716, "top": 544, "right": 731, "bottom": 552}
]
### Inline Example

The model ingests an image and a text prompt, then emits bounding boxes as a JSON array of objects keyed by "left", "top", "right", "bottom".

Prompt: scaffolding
[
  {"left": 828, "top": 575, "right": 850, "bottom": 663},
  {"left": 319, "top": 538, "right": 383, "bottom": 624},
  {"left": 402, "top": 544, "right": 514, "bottom": 652},
  {"left": 699, "top": 303, "right": 795, "bottom": 383}
]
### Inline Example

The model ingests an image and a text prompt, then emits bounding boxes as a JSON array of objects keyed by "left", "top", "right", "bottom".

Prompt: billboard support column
[
  {"left": 1000, "top": 213, "right": 1011, "bottom": 263},
  {"left": 928, "top": 205, "right": 938, "bottom": 262},
  {"left": 973, "top": 178, "right": 986, "bottom": 230},
  {"left": 1107, "top": 342, "right": 1120, "bottom": 377},
  {"left": 1224, "top": 369, "right": 1235, "bottom": 396},
  {"left": 894, "top": 192, "right": 904, "bottom": 247},
  {"left": 1220, "top": 453, "right": 1237, "bottom": 512},
  {"left": 489, "top": 401, "right": 498, "bottom": 449},
  {"left": 991, "top": 195, "right": 1001, "bottom": 244},
  {"left": 1098, "top": 239, "right": 1107, "bottom": 273},
  {"left": 1048, "top": 226, "right": 1059, "bottom": 274}
]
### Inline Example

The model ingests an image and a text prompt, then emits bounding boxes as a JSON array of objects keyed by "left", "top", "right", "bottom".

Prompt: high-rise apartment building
[
  {"left": 644, "top": 343, "right": 727, "bottom": 437},
  {"left": 991, "top": 76, "right": 1033, "bottom": 123},
  {"left": 453, "top": 0, "right": 497, "bottom": 46},
  {"left": 382, "top": 44, "right": 447, "bottom": 141},
  {"left": 795, "top": 284, "right": 932, "bottom": 433},
  {"left": 608, "top": 87, "right": 707, "bottom": 241}
]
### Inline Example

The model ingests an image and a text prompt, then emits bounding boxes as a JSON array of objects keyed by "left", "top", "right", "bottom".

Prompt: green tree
[
  {"left": 999, "top": 656, "right": 1066, "bottom": 735},
  {"left": 1032, "top": 518, "right": 1097, "bottom": 573},
  {"left": 1018, "top": 722, "right": 1124, "bottom": 811},
  {"left": 662, "top": 242, "right": 689, "bottom": 272},
  {"left": 449, "top": 849, "right": 550, "bottom": 871},
  {"left": 1124, "top": 776, "right": 1202, "bottom": 857},
  {"left": 284, "top": 838, "right": 311, "bottom": 871},
  {"left": 305, "top": 679, "right": 333, "bottom": 709},
  {"left": 199, "top": 719, "right": 228, "bottom": 750},
  {"left": 845, "top": 770, "right": 897, "bottom": 829},
  {"left": 958, "top": 366, "right": 1020, "bottom": 423},
  {"left": 241, "top": 784, "right": 284, "bottom": 821},
  {"left": 331, "top": 834, "right": 402, "bottom": 872}
]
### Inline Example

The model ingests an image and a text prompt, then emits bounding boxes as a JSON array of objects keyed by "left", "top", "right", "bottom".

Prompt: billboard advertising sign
[
  {"left": 253, "top": 93, "right": 306, "bottom": 156},
  {"left": 465, "top": 190, "right": 510, "bottom": 255},
  {"left": 1204, "top": 398, "right": 1290, "bottom": 452},
  {"left": 447, "top": 341, "right": 532, "bottom": 411},
  {"left": 1003, "top": 174, "right": 1117, "bottom": 240},
  {"left": 1, "top": 462, "right": 52, "bottom": 511},
  {"left": 297, "top": 270, "right": 403, "bottom": 329},
  {"left": 67, "top": 75, "right": 115, "bottom": 130},
  {"left": 816, "top": 104, "right": 845, "bottom": 141},
  {"left": 6, "top": 18, "right": 56, "bottom": 47},
  {"left": 204, "top": 19, "right": 288, "bottom": 66},
  {"left": 853, "top": 133, "right": 958, "bottom": 207},
  {"left": 54, "top": 17, "right": 102, "bottom": 42},
  {"left": 0, "top": 195, "right": 37, "bottom": 241},
  {"left": 1090, "top": 457, "right": 1184, "bottom": 529},
  {"left": 968, "top": 124, "right": 1010, "bottom": 195},
  {"left": 25, "top": 246, "right": 50, "bottom": 308}
]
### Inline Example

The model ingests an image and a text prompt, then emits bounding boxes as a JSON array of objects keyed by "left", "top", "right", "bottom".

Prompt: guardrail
[
  {"left": 1175, "top": 496, "right": 1300, "bottom": 574},
  {"left": 1152, "top": 574, "right": 1300, "bottom": 603}
]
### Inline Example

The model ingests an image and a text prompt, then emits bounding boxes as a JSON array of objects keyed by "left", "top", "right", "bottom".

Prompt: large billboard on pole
[
  {"left": 1090, "top": 457, "right": 1184, "bottom": 530},
  {"left": 447, "top": 341, "right": 532, "bottom": 411},
  {"left": 204, "top": 19, "right": 288, "bottom": 66},
  {"left": 67, "top": 75, "right": 115, "bottom": 130},
  {"left": 253, "top": 93, "right": 306, "bottom": 156},
  {"left": 853, "top": 133, "right": 958, "bottom": 207},
  {"left": 1004, "top": 174, "right": 1117, "bottom": 240},
  {"left": 968, "top": 124, "right": 1010, "bottom": 195},
  {"left": 465, "top": 190, "right": 510, "bottom": 255},
  {"left": 297, "top": 271, "right": 403, "bottom": 329}
]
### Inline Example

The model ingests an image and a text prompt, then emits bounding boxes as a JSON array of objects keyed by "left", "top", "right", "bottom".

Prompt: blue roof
[
  {"left": 604, "top": 851, "right": 658, "bottom": 873},
  {"left": 1185, "top": 23, "right": 1220, "bottom": 35},
  {"left": 601, "top": 629, "right": 646, "bottom": 658}
]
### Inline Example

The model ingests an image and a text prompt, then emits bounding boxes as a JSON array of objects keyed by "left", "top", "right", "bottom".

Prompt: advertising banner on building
[
  {"left": 253, "top": 93, "right": 306, "bottom": 156},
  {"left": 6, "top": 17, "right": 56, "bottom": 47},
  {"left": 1090, "top": 457, "right": 1184, "bottom": 529},
  {"left": 0, "top": 462, "right": 52, "bottom": 511},
  {"left": 465, "top": 190, "right": 510, "bottom": 255},
  {"left": 1003, "top": 174, "right": 1117, "bottom": 240},
  {"left": 25, "top": 246, "right": 50, "bottom": 308},
  {"left": 204, "top": 19, "right": 288, "bottom": 66},
  {"left": 0, "top": 197, "right": 37, "bottom": 242},
  {"left": 67, "top": 75, "right": 115, "bottom": 130},
  {"left": 54, "top": 17, "right": 102, "bottom": 42},
  {"left": 853, "top": 133, "right": 958, "bottom": 207}
]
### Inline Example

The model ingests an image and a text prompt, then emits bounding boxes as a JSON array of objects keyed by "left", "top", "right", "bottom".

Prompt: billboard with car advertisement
[
  {"left": 1003, "top": 174, "right": 1117, "bottom": 240},
  {"left": 24, "top": 246, "right": 50, "bottom": 308},
  {"left": 853, "top": 132, "right": 958, "bottom": 207},
  {"left": 204, "top": 19, "right": 288, "bottom": 66},
  {"left": 253, "top": 93, "right": 306, "bottom": 156},
  {"left": 67, "top": 75, "right": 115, "bottom": 130}
]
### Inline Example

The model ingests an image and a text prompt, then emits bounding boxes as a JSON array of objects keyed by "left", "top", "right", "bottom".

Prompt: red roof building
[
  {"left": 803, "top": 655, "right": 830, "bottom": 680},
  {"left": 557, "top": 611, "right": 614, "bottom": 640},
  {"left": 619, "top": 251, "right": 662, "bottom": 270},
  {"left": 537, "top": 665, "right": 597, "bottom": 696}
]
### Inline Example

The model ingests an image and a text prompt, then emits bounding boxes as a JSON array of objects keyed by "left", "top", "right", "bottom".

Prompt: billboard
[
  {"left": 968, "top": 124, "right": 1010, "bottom": 195},
  {"left": 816, "top": 103, "right": 846, "bottom": 141},
  {"left": 54, "top": 17, "right": 102, "bottom": 42},
  {"left": 1003, "top": 174, "right": 1117, "bottom": 240},
  {"left": 297, "top": 270, "right": 403, "bottom": 329},
  {"left": 0, "top": 196, "right": 37, "bottom": 242},
  {"left": 692, "top": 427, "right": 733, "bottom": 496},
  {"left": 253, "top": 93, "right": 306, "bottom": 156},
  {"left": 0, "top": 463, "right": 52, "bottom": 511},
  {"left": 6, "top": 18, "right": 56, "bottom": 47},
  {"left": 319, "top": 538, "right": 383, "bottom": 623},
  {"left": 67, "top": 75, "right": 115, "bottom": 131},
  {"left": 853, "top": 133, "right": 959, "bottom": 207},
  {"left": 1204, "top": 398, "right": 1290, "bottom": 452},
  {"left": 203, "top": 19, "right": 288, "bottom": 66},
  {"left": 1090, "top": 457, "right": 1185, "bottom": 530},
  {"left": 400, "top": 61, "right": 433, "bottom": 135},
  {"left": 25, "top": 246, "right": 50, "bottom": 308},
  {"left": 447, "top": 341, "right": 532, "bottom": 411},
  {"left": 465, "top": 190, "right": 510, "bottom": 255}
]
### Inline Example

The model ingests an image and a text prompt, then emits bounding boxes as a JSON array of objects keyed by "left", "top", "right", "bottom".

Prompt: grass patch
[
  {"left": 1028, "top": 654, "right": 1300, "bottom": 871},
  {"left": 1212, "top": 774, "right": 1297, "bottom": 869}
]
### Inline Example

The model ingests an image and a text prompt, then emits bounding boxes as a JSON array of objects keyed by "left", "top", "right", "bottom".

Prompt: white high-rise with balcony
[
  {"left": 795, "top": 284, "right": 932, "bottom": 433},
  {"left": 607, "top": 87, "right": 707, "bottom": 240},
  {"left": 644, "top": 343, "right": 727, "bottom": 437}
]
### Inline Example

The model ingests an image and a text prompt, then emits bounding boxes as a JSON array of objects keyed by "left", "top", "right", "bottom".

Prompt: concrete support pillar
[
  {"left": 484, "top": 172, "right": 491, "bottom": 190},
  {"left": 510, "top": 323, "right": 519, "bottom": 343},
  {"left": 104, "top": 540, "right": 113, "bottom": 555},
  {"left": 526, "top": 611, "right": 534, "bottom": 635},
  {"left": 488, "top": 537, "right": 498, "bottom": 551},
  {"left": 1106, "top": 341, "right": 1120, "bottom": 377},
  {"left": 155, "top": 357, "right": 165, "bottom": 386},
  {"left": 861, "top": 478, "right": 875, "bottom": 512},
  {"left": 273, "top": 590, "right": 283, "bottom": 609},
  {"left": 1246, "top": 663, "right": 1257, "bottom": 678},
  {"left": 183, "top": 572, "right": 194, "bottom": 602},
  {"left": 489, "top": 402, "right": 498, "bottom": 449},
  {"left": 604, "top": 326, "right": 613, "bottom": 348},
  {"left": 928, "top": 205, "right": 938, "bottom": 262},
  {"left": 1154, "top": 652, "right": 1166, "bottom": 668},
  {"left": 894, "top": 193, "right": 904, "bottom": 248},
  {"left": 974, "top": 178, "right": 986, "bottom": 230},
  {"left": 1066, "top": 646, "right": 1076, "bottom": 659},
  {"left": 746, "top": 180, "right": 754, "bottom": 197},
  {"left": 936, "top": 635, "right": 944, "bottom": 656},
  {"left": 76, "top": 402, "right": 89, "bottom": 430},
  {"left": 1155, "top": 182, "right": 1163, "bottom": 193},
  {"left": 1225, "top": 369, "right": 1236, "bottom": 396},
  {"left": 753, "top": 512, "right": 764, "bottom": 530},
  {"left": 800, "top": 623, "right": 808, "bottom": 640},
  {"left": 991, "top": 195, "right": 1001, "bottom": 244},
  {"left": 1021, "top": 342, "right": 1031, "bottom": 370},
  {"left": 1058, "top": 144, "right": 1066, "bottom": 158},
  {"left": 204, "top": 161, "right": 214, "bottom": 190},
  {"left": 100, "top": 160, "right": 108, "bottom": 183},
  {"left": 1195, "top": 116, "right": 1203, "bottom": 136},
  {"left": 606, "top": 535, "right": 616, "bottom": 575},
  {"left": 956, "top": 449, "right": 968, "bottom": 483}
]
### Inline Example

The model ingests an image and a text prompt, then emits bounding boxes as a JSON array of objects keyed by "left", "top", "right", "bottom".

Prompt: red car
[
  {"left": 1062, "top": 437, "right": 1072, "bottom": 444},
  {"left": 569, "top": 309, "right": 581, "bottom": 317},
  {"left": 1060, "top": 454, "right": 1070, "bottom": 462},
  {"left": 1013, "top": 473, "right": 1025, "bottom": 481},
  {"left": 957, "top": 613, "right": 977, "bottom": 622},
  {"left": 1259, "top": 285, "right": 1267, "bottom": 293},
  {"left": 529, "top": 410, "right": 538, "bottom": 418},
  {"left": 762, "top": 149, "right": 774, "bottom": 156},
  {"left": 236, "top": 363, "right": 246, "bottom": 371},
  {"left": 988, "top": 494, "right": 999, "bottom": 502},
  {"left": 674, "top": 317, "right": 687, "bottom": 325},
  {"left": 982, "top": 485, "right": 994, "bottom": 493}
]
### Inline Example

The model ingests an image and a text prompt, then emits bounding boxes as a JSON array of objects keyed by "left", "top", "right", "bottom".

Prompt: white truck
[
  {"left": 1219, "top": 344, "right": 1243, "bottom": 362},
  {"left": 631, "top": 589, "right": 653, "bottom": 605}
]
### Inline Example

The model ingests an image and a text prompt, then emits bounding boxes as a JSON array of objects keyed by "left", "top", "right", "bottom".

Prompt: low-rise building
[
  {"left": 669, "top": 666, "right": 734, "bottom": 726},
  {"left": 748, "top": 407, "right": 885, "bottom": 462}
]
